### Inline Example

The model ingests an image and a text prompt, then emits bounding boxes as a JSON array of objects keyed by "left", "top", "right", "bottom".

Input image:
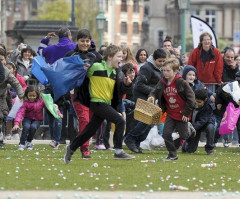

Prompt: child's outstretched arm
[{"left": 12, "top": 124, "right": 20, "bottom": 131}]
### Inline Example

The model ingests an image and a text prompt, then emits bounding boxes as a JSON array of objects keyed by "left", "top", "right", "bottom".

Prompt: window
[
  {"left": 205, "top": 10, "right": 216, "bottom": 31},
  {"left": 191, "top": 10, "right": 200, "bottom": 17},
  {"left": 105, "top": 0, "right": 108, "bottom": 11},
  {"left": 104, "top": 20, "right": 108, "bottom": 32},
  {"left": 121, "top": 22, "right": 127, "bottom": 34},
  {"left": 133, "top": 0, "right": 139, "bottom": 13},
  {"left": 158, "top": 31, "right": 164, "bottom": 48},
  {"left": 14, "top": 0, "right": 21, "bottom": 12},
  {"left": 133, "top": 22, "right": 139, "bottom": 34},
  {"left": 121, "top": 0, "right": 127, "bottom": 12}
]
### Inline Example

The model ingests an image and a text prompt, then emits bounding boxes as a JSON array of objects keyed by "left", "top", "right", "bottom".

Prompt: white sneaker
[
  {"left": 49, "top": 140, "right": 59, "bottom": 150},
  {"left": 12, "top": 134, "right": 20, "bottom": 140},
  {"left": 26, "top": 142, "right": 33, "bottom": 150},
  {"left": 95, "top": 144, "right": 106, "bottom": 150},
  {"left": 18, "top": 144, "right": 25, "bottom": 151},
  {"left": 5, "top": 134, "right": 12, "bottom": 140}
]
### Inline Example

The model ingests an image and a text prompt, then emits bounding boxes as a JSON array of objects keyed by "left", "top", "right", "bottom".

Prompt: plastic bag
[
  {"left": 222, "top": 81, "right": 240, "bottom": 103},
  {"left": 219, "top": 102, "right": 240, "bottom": 135},
  {"left": 41, "top": 93, "right": 61, "bottom": 119},
  {"left": 7, "top": 97, "right": 23, "bottom": 118},
  {"left": 31, "top": 56, "right": 48, "bottom": 85},
  {"left": 41, "top": 55, "right": 86, "bottom": 101},
  {"left": 140, "top": 126, "right": 158, "bottom": 150}
]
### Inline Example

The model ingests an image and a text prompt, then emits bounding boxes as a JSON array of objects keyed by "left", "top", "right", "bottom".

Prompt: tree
[
  {"left": 36, "top": 0, "right": 70, "bottom": 21},
  {"left": 36, "top": 0, "right": 101, "bottom": 48}
]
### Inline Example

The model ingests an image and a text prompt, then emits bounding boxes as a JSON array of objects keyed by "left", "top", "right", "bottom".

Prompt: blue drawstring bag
[
  {"left": 31, "top": 56, "right": 49, "bottom": 85},
  {"left": 41, "top": 55, "right": 86, "bottom": 101}
]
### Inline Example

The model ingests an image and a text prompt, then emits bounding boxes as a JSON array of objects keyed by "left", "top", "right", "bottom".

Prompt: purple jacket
[
  {"left": 37, "top": 37, "right": 76, "bottom": 64},
  {"left": 14, "top": 99, "right": 46, "bottom": 125}
]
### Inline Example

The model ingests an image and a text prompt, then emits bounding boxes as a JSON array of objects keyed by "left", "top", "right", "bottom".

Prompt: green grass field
[{"left": 0, "top": 144, "right": 240, "bottom": 192}]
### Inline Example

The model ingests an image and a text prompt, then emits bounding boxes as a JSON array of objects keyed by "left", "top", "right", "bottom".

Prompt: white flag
[{"left": 191, "top": 16, "right": 218, "bottom": 48}]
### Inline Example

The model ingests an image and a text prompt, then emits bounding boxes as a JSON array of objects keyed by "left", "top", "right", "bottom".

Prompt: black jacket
[
  {"left": 222, "top": 62, "right": 239, "bottom": 83},
  {"left": 192, "top": 101, "right": 215, "bottom": 131}
]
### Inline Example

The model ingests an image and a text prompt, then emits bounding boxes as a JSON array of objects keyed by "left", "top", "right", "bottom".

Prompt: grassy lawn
[{"left": 0, "top": 144, "right": 240, "bottom": 192}]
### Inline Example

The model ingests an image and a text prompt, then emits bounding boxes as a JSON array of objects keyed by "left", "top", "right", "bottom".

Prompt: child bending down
[
  {"left": 12, "top": 86, "right": 62, "bottom": 150},
  {"left": 182, "top": 88, "right": 215, "bottom": 155}
]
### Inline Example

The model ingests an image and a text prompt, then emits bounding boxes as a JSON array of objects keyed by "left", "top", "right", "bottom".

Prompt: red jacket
[{"left": 188, "top": 47, "right": 223, "bottom": 84}]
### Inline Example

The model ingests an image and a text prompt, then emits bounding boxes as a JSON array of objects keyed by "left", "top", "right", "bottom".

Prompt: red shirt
[{"left": 162, "top": 75, "right": 186, "bottom": 121}]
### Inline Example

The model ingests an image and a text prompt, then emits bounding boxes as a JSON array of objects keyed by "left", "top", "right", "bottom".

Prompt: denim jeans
[
  {"left": 125, "top": 121, "right": 153, "bottom": 146},
  {"left": 47, "top": 112, "right": 62, "bottom": 144},
  {"left": 20, "top": 118, "right": 41, "bottom": 145}
]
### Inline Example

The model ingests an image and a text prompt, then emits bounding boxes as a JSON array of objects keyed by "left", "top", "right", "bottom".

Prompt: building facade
[
  {"left": 144, "top": 0, "right": 240, "bottom": 52},
  {"left": 102, "top": 0, "right": 144, "bottom": 51}
]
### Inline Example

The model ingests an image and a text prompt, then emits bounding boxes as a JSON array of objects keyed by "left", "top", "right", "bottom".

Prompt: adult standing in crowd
[
  {"left": 37, "top": 27, "right": 76, "bottom": 148},
  {"left": 37, "top": 27, "right": 76, "bottom": 65},
  {"left": 222, "top": 47, "right": 239, "bottom": 82},
  {"left": 188, "top": 32, "right": 223, "bottom": 90}
]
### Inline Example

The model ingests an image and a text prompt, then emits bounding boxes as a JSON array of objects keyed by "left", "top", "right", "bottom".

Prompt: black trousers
[
  {"left": 70, "top": 102, "right": 125, "bottom": 151},
  {"left": 183, "top": 123, "right": 215, "bottom": 153}
]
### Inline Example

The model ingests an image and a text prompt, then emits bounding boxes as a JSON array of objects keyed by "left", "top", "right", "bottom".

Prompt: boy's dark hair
[
  {"left": 194, "top": 88, "right": 208, "bottom": 101},
  {"left": 0, "top": 48, "right": 6, "bottom": 58},
  {"left": 58, "top": 27, "right": 71, "bottom": 38},
  {"left": 21, "top": 46, "right": 33, "bottom": 58},
  {"left": 135, "top": 49, "right": 148, "bottom": 63},
  {"left": 77, "top": 29, "right": 92, "bottom": 40},
  {"left": 122, "top": 63, "right": 135, "bottom": 75},
  {"left": 163, "top": 35, "right": 172, "bottom": 43},
  {"left": 24, "top": 86, "right": 40, "bottom": 101},
  {"left": 103, "top": 45, "right": 122, "bottom": 61},
  {"left": 153, "top": 48, "right": 167, "bottom": 60}
]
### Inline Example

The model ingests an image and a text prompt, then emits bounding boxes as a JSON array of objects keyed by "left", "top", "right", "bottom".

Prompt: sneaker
[
  {"left": 124, "top": 138, "right": 140, "bottom": 153},
  {"left": 26, "top": 142, "right": 33, "bottom": 150},
  {"left": 207, "top": 150, "right": 215, "bottom": 155},
  {"left": 5, "top": 134, "right": 12, "bottom": 140},
  {"left": 188, "top": 122, "right": 196, "bottom": 138},
  {"left": 11, "top": 133, "right": 20, "bottom": 140},
  {"left": 0, "top": 141, "right": 5, "bottom": 147},
  {"left": 81, "top": 148, "right": 91, "bottom": 159},
  {"left": 223, "top": 140, "right": 229, "bottom": 148},
  {"left": 49, "top": 140, "right": 59, "bottom": 150},
  {"left": 163, "top": 153, "right": 178, "bottom": 161},
  {"left": 114, "top": 151, "right": 135, "bottom": 160},
  {"left": 95, "top": 144, "right": 106, "bottom": 150},
  {"left": 18, "top": 144, "right": 25, "bottom": 151},
  {"left": 64, "top": 145, "right": 74, "bottom": 164}
]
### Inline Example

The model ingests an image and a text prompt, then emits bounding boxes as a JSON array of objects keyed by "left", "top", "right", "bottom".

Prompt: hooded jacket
[
  {"left": 133, "top": 55, "right": 163, "bottom": 101},
  {"left": 16, "top": 56, "right": 33, "bottom": 78},
  {"left": 149, "top": 74, "right": 195, "bottom": 119}
]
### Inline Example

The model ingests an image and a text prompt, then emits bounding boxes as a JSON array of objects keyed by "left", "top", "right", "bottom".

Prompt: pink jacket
[{"left": 14, "top": 99, "right": 45, "bottom": 125}]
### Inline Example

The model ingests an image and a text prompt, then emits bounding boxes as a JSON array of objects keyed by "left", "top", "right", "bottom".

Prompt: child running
[
  {"left": 64, "top": 45, "right": 135, "bottom": 164},
  {"left": 13, "top": 86, "right": 62, "bottom": 150},
  {"left": 148, "top": 58, "right": 195, "bottom": 160}
]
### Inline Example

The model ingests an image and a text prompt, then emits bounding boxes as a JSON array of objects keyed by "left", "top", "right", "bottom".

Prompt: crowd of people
[{"left": 0, "top": 27, "right": 240, "bottom": 163}]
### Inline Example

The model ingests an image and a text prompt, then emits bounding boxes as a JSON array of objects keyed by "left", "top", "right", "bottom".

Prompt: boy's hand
[
  {"left": 12, "top": 125, "right": 20, "bottom": 131},
  {"left": 59, "top": 113, "right": 63, "bottom": 118},
  {"left": 217, "top": 104, "right": 222, "bottom": 110},
  {"left": 182, "top": 115, "right": 189, "bottom": 122},
  {"left": 124, "top": 76, "right": 132, "bottom": 86},
  {"left": 147, "top": 96, "right": 155, "bottom": 103}
]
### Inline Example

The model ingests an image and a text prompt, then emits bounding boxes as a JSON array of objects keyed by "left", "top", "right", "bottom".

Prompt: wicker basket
[{"left": 134, "top": 98, "right": 162, "bottom": 125}]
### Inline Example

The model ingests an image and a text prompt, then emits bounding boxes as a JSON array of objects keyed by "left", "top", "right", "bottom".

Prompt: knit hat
[
  {"left": 235, "top": 71, "right": 240, "bottom": 82},
  {"left": 182, "top": 65, "right": 197, "bottom": 80}
]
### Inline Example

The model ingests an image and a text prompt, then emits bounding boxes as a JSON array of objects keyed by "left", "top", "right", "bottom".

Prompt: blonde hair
[
  {"left": 103, "top": 45, "right": 122, "bottom": 61},
  {"left": 163, "top": 58, "right": 180, "bottom": 71},
  {"left": 121, "top": 45, "right": 137, "bottom": 64}
]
